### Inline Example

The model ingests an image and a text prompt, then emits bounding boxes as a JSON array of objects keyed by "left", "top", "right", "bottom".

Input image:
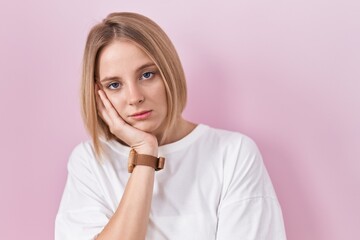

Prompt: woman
[{"left": 55, "top": 12, "right": 286, "bottom": 240}]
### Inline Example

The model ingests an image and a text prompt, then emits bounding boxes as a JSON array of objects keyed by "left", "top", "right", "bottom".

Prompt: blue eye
[
  {"left": 107, "top": 82, "right": 121, "bottom": 89},
  {"left": 140, "top": 72, "right": 154, "bottom": 80}
]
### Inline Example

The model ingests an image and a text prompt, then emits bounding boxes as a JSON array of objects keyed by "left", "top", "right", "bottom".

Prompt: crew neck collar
[{"left": 103, "top": 124, "right": 209, "bottom": 156}]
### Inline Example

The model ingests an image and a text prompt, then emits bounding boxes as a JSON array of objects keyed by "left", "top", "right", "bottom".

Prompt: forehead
[
  {"left": 99, "top": 40, "right": 153, "bottom": 68},
  {"left": 97, "top": 41, "right": 160, "bottom": 84}
]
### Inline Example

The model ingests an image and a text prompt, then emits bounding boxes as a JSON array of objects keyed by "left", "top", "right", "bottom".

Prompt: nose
[{"left": 127, "top": 83, "right": 145, "bottom": 105}]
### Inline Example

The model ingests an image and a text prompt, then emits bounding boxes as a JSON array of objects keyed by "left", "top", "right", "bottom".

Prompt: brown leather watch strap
[{"left": 128, "top": 149, "right": 165, "bottom": 173}]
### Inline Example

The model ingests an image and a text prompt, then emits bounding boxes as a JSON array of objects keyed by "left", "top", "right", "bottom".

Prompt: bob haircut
[{"left": 81, "top": 12, "right": 187, "bottom": 159}]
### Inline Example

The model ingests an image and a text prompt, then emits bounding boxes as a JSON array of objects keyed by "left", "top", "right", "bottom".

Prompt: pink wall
[{"left": 1, "top": 0, "right": 359, "bottom": 239}]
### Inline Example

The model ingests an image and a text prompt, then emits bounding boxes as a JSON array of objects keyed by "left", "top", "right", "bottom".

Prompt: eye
[
  {"left": 140, "top": 71, "right": 154, "bottom": 80},
  {"left": 107, "top": 82, "right": 121, "bottom": 90}
]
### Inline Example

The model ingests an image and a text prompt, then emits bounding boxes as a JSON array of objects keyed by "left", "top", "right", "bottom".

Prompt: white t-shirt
[{"left": 55, "top": 124, "right": 286, "bottom": 240}]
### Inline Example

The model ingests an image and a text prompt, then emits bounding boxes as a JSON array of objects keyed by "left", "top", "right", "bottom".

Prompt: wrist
[
  {"left": 135, "top": 146, "right": 158, "bottom": 157},
  {"left": 128, "top": 149, "right": 165, "bottom": 173}
]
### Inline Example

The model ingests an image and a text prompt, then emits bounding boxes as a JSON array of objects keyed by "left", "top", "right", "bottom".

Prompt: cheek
[
  {"left": 159, "top": 91, "right": 168, "bottom": 115},
  {"left": 158, "top": 86, "right": 167, "bottom": 107}
]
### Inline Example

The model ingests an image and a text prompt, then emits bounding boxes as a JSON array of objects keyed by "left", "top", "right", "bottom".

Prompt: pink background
[{"left": 1, "top": 0, "right": 359, "bottom": 239}]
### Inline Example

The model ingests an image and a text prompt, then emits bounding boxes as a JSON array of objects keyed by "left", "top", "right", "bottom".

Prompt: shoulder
[
  {"left": 202, "top": 125, "right": 260, "bottom": 154},
  {"left": 66, "top": 138, "right": 128, "bottom": 173},
  {"left": 205, "top": 127, "right": 278, "bottom": 200},
  {"left": 69, "top": 140, "right": 95, "bottom": 159},
  {"left": 66, "top": 140, "right": 97, "bottom": 174},
  {"left": 201, "top": 125, "right": 265, "bottom": 179}
]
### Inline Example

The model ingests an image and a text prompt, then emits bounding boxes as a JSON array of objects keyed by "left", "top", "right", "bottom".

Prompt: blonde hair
[{"left": 81, "top": 12, "right": 187, "bottom": 158}]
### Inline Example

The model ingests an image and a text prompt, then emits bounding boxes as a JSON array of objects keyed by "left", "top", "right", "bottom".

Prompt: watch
[{"left": 128, "top": 149, "right": 165, "bottom": 173}]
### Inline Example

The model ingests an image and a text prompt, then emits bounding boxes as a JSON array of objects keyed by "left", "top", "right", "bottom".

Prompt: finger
[
  {"left": 99, "top": 106, "right": 113, "bottom": 127},
  {"left": 94, "top": 87, "right": 106, "bottom": 121},
  {"left": 96, "top": 90, "right": 114, "bottom": 126},
  {"left": 94, "top": 82, "right": 102, "bottom": 106},
  {"left": 95, "top": 88, "right": 118, "bottom": 130},
  {"left": 98, "top": 89, "right": 125, "bottom": 124},
  {"left": 97, "top": 90, "right": 131, "bottom": 136}
]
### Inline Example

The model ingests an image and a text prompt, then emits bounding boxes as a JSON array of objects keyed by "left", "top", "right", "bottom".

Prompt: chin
[
  {"left": 135, "top": 120, "right": 167, "bottom": 136},
  {"left": 132, "top": 122, "right": 159, "bottom": 133}
]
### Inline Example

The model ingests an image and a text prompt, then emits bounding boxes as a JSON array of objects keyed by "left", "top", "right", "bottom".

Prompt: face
[{"left": 97, "top": 40, "right": 168, "bottom": 137}]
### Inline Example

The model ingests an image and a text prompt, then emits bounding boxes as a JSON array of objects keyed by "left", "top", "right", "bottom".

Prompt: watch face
[
  {"left": 128, "top": 163, "right": 135, "bottom": 173},
  {"left": 128, "top": 149, "right": 137, "bottom": 173}
]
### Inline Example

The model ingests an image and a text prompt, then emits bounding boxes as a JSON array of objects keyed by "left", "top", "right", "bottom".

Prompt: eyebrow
[{"left": 99, "top": 62, "right": 157, "bottom": 83}]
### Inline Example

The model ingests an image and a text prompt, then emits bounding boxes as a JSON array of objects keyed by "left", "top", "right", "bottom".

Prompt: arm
[
  {"left": 96, "top": 166, "right": 155, "bottom": 240},
  {"left": 216, "top": 136, "right": 286, "bottom": 240},
  {"left": 95, "top": 88, "right": 157, "bottom": 240}
]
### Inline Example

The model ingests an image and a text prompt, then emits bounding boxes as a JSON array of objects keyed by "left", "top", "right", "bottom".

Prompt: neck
[{"left": 158, "top": 117, "right": 197, "bottom": 146}]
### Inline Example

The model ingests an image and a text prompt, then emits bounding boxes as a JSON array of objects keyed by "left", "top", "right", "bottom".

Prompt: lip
[{"left": 129, "top": 110, "right": 152, "bottom": 120}]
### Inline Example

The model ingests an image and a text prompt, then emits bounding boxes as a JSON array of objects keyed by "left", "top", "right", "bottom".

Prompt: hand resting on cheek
[{"left": 95, "top": 83, "right": 158, "bottom": 156}]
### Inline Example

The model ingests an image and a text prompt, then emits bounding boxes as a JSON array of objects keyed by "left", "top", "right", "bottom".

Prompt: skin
[{"left": 94, "top": 39, "right": 196, "bottom": 240}]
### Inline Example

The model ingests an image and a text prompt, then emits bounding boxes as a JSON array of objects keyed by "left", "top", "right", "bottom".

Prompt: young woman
[{"left": 55, "top": 12, "right": 286, "bottom": 240}]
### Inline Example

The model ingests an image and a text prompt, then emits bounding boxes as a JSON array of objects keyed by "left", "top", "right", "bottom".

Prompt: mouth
[{"left": 129, "top": 110, "right": 153, "bottom": 120}]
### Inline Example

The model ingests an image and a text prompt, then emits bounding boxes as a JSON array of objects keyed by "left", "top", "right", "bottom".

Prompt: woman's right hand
[{"left": 95, "top": 83, "right": 158, "bottom": 157}]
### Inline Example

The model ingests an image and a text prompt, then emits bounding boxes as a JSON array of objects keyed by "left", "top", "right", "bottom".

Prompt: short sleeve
[
  {"left": 55, "top": 143, "right": 113, "bottom": 240},
  {"left": 216, "top": 136, "right": 286, "bottom": 240}
]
